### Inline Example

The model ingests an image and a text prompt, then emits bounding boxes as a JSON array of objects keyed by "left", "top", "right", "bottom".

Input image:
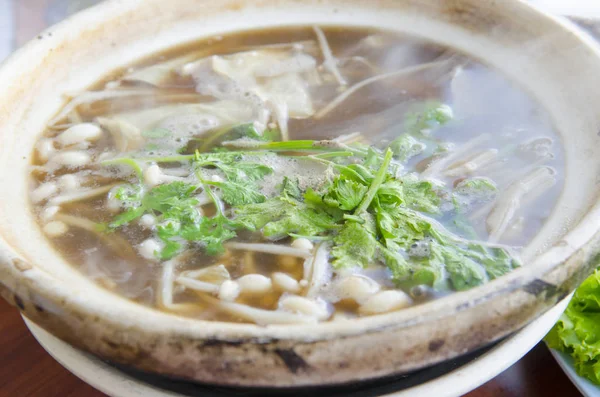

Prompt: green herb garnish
[{"left": 102, "top": 101, "right": 519, "bottom": 291}]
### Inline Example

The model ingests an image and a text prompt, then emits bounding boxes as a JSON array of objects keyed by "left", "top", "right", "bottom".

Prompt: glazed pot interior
[{"left": 2, "top": 0, "right": 600, "bottom": 386}]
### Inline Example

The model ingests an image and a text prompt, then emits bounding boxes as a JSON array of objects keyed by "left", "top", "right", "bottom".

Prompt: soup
[{"left": 29, "top": 27, "right": 562, "bottom": 325}]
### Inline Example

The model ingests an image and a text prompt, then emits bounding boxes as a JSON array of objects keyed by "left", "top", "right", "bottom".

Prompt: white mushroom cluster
[
  {"left": 156, "top": 237, "right": 415, "bottom": 325},
  {"left": 33, "top": 123, "right": 109, "bottom": 237},
  {"left": 37, "top": 123, "right": 102, "bottom": 171}
]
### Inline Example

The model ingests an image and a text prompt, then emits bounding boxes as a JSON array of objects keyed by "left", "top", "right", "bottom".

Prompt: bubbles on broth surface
[{"left": 29, "top": 26, "right": 562, "bottom": 324}]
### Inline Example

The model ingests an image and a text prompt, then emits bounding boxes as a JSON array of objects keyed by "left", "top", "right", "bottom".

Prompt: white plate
[
  {"left": 528, "top": 0, "right": 600, "bottom": 19},
  {"left": 549, "top": 348, "right": 600, "bottom": 397},
  {"left": 23, "top": 294, "right": 571, "bottom": 397}
]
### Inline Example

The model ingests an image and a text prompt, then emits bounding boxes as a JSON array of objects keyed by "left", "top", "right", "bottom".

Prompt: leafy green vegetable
[
  {"left": 109, "top": 182, "right": 200, "bottom": 231},
  {"left": 102, "top": 110, "right": 520, "bottom": 294},
  {"left": 281, "top": 177, "right": 302, "bottom": 200},
  {"left": 143, "top": 182, "right": 200, "bottom": 216},
  {"left": 389, "top": 134, "right": 426, "bottom": 162},
  {"left": 324, "top": 177, "right": 368, "bottom": 211},
  {"left": 105, "top": 181, "right": 202, "bottom": 259},
  {"left": 213, "top": 160, "right": 273, "bottom": 182},
  {"left": 110, "top": 206, "right": 145, "bottom": 229},
  {"left": 354, "top": 149, "right": 394, "bottom": 214},
  {"left": 379, "top": 247, "right": 410, "bottom": 280},
  {"left": 105, "top": 150, "right": 275, "bottom": 258},
  {"left": 404, "top": 101, "right": 453, "bottom": 135},
  {"left": 234, "top": 197, "right": 338, "bottom": 240},
  {"left": 225, "top": 123, "right": 280, "bottom": 142},
  {"left": 114, "top": 183, "right": 143, "bottom": 204},
  {"left": 376, "top": 207, "right": 428, "bottom": 246},
  {"left": 194, "top": 151, "right": 273, "bottom": 206},
  {"left": 331, "top": 221, "right": 378, "bottom": 268},
  {"left": 205, "top": 179, "right": 267, "bottom": 206},
  {"left": 363, "top": 147, "right": 383, "bottom": 170},
  {"left": 386, "top": 101, "right": 453, "bottom": 163},
  {"left": 475, "top": 246, "right": 519, "bottom": 280},
  {"left": 453, "top": 177, "right": 497, "bottom": 212},
  {"left": 377, "top": 179, "right": 404, "bottom": 207},
  {"left": 182, "top": 214, "right": 237, "bottom": 256},
  {"left": 546, "top": 270, "right": 600, "bottom": 385},
  {"left": 400, "top": 174, "right": 441, "bottom": 214},
  {"left": 440, "top": 243, "right": 486, "bottom": 291}
]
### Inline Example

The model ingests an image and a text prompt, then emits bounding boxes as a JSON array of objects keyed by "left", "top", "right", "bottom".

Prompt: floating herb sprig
[{"left": 100, "top": 109, "right": 518, "bottom": 292}]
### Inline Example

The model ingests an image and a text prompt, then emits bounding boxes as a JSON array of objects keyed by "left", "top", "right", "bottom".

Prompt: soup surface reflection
[{"left": 30, "top": 27, "right": 563, "bottom": 324}]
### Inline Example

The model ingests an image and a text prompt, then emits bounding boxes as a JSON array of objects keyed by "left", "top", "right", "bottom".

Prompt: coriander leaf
[
  {"left": 324, "top": 177, "right": 368, "bottom": 211},
  {"left": 377, "top": 179, "right": 404, "bottom": 207},
  {"left": 304, "top": 187, "right": 325, "bottom": 208},
  {"left": 405, "top": 101, "right": 453, "bottom": 136},
  {"left": 261, "top": 127, "right": 281, "bottom": 142},
  {"left": 143, "top": 182, "right": 199, "bottom": 214},
  {"left": 389, "top": 134, "right": 426, "bottom": 162},
  {"left": 379, "top": 246, "right": 411, "bottom": 280},
  {"left": 263, "top": 207, "right": 337, "bottom": 240},
  {"left": 227, "top": 123, "right": 275, "bottom": 142},
  {"left": 452, "top": 177, "right": 497, "bottom": 213},
  {"left": 195, "top": 215, "right": 237, "bottom": 255},
  {"left": 234, "top": 198, "right": 337, "bottom": 240},
  {"left": 156, "top": 219, "right": 183, "bottom": 259},
  {"left": 379, "top": 207, "right": 430, "bottom": 246},
  {"left": 160, "top": 240, "right": 183, "bottom": 260},
  {"left": 213, "top": 180, "right": 267, "bottom": 206},
  {"left": 172, "top": 212, "right": 238, "bottom": 256},
  {"left": 107, "top": 181, "right": 206, "bottom": 259},
  {"left": 331, "top": 221, "right": 378, "bottom": 269},
  {"left": 364, "top": 147, "right": 383, "bottom": 170},
  {"left": 357, "top": 211, "right": 378, "bottom": 235},
  {"left": 106, "top": 184, "right": 144, "bottom": 230},
  {"left": 341, "top": 164, "right": 373, "bottom": 184},
  {"left": 375, "top": 210, "right": 398, "bottom": 240},
  {"left": 213, "top": 160, "right": 273, "bottom": 182},
  {"left": 157, "top": 219, "right": 181, "bottom": 238},
  {"left": 195, "top": 153, "right": 273, "bottom": 206},
  {"left": 474, "top": 246, "right": 519, "bottom": 280},
  {"left": 109, "top": 207, "right": 145, "bottom": 229},
  {"left": 115, "top": 184, "right": 143, "bottom": 204},
  {"left": 400, "top": 174, "right": 441, "bottom": 214},
  {"left": 281, "top": 176, "right": 302, "bottom": 200},
  {"left": 194, "top": 151, "right": 241, "bottom": 164},
  {"left": 233, "top": 198, "right": 288, "bottom": 231},
  {"left": 396, "top": 242, "right": 447, "bottom": 289},
  {"left": 303, "top": 187, "right": 345, "bottom": 220},
  {"left": 440, "top": 245, "right": 487, "bottom": 291}
]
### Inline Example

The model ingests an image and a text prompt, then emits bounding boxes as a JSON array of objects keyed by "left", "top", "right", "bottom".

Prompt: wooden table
[{"left": 0, "top": 298, "right": 582, "bottom": 397}]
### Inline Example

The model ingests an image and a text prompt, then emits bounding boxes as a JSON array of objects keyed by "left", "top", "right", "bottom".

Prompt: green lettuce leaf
[{"left": 546, "top": 270, "right": 600, "bottom": 385}]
